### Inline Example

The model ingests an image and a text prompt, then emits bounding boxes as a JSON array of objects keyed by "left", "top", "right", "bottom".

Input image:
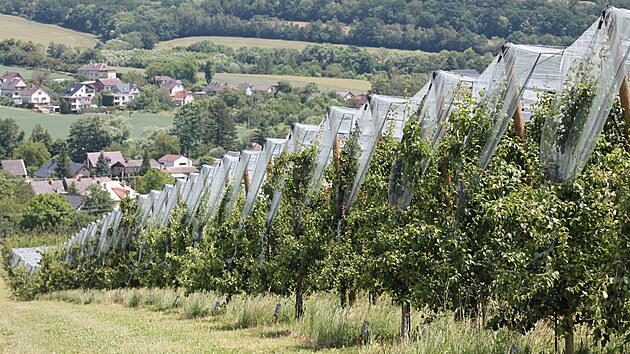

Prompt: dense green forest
[{"left": 2, "top": 0, "right": 629, "bottom": 52}]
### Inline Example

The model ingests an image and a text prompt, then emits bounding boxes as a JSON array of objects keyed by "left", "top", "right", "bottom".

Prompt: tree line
[{"left": 0, "top": 0, "right": 625, "bottom": 52}]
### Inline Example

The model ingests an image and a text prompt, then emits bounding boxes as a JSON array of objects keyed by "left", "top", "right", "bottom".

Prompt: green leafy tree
[
  {"left": 0, "top": 118, "right": 25, "bottom": 159},
  {"left": 140, "top": 150, "right": 151, "bottom": 176},
  {"left": 151, "top": 132, "right": 180, "bottom": 158},
  {"left": 30, "top": 124, "right": 52, "bottom": 151},
  {"left": 0, "top": 170, "right": 34, "bottom": 232},
  {"left": 95, "top": 152, "right": 110, "bottom": 177},
  {"left": 172, "top": 98, "right": 237, "bottom": 156},
  {"left": 54, "top": 146, "right": 73, "bottom": 178},
  {"left": 202, "top": 61, "right": 214, "bottom": 84},
  {"left": 20, "top": 194, "right": 75, "bottom": 230},
  {"left": 12, "top": 140, "right": 51, "bottom": 174},
  {"left": 82, "top": 184, "right": 114, "bottom": 216},
  {"left": 128, "top": 85, "right": 174, "bottom": 113},
  {"left": 66, "top": 116, "right": 132, "bottom": 162},
  {"left": 137, "top": 169, "right": 175, "bottom": 194}
]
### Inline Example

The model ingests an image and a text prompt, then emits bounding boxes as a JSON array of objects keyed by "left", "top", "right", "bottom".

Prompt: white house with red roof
[
  {"left": 173, "top": 90, "right": 194, "bottom": 106},
  {"left": 158, "top": 154, "right": 192, "bottom": 168},
  {"left": 77, "top": 63, "right": 117, "bottom": 80}
]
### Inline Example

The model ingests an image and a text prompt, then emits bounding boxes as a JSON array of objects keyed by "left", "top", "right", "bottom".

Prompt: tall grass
[{"left": 37, "top": 288, "right": 608, "bottom": 352}]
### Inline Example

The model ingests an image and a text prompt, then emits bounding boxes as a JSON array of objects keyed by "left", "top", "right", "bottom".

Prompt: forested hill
[{"left": 1, "top": 0, "right": 628, "bottom": 53}]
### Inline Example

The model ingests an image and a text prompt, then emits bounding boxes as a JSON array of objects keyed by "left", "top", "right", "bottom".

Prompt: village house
[
  {"left": 85, "top": 151, "right": 125, "bottom": 169},
  {"left": 101, "top": 180, "right": 138, "bottom": 204},
  {"left": 201, "top": 82, "right": 229, "bottom": 96},
  {"left": 337, "top": 90, "right": 355, "bottom": 101},
  {"left": 94, "top": 78, "right": 123, "bottom": 92},
  {"left": 63, "top": 176, "right": 111, "bottom": 195},
  {"left": 110, "top": 83, "right": 140, "bottom": 107},
  {"left": 235, "top": 83, "right": 278, "bottom": 96},
  {"left": 157, "top": 77, "right": 185, "bottom": 96},
  {"left": 158, "top": 154, "right": 193, "bottom": 168},
  {"left": 0, "top": 72, "right": 27, "bottom": 96},
  {"left": 77, "top": 63, "right": 117, "bottom": 80},
  {"left": 19, "top": 86, "right": 51, "bottom": 107},
  {"left": 1, "top": 159, "right": 27, "bottom": 178},
  {"left": 34, "top": 159, "right": 90, "bottom": 179},
  {"left": 62, "top": 83, "right": 95, "bottom": 112},
  {"left": 173, "top": 90, "right": 194, "bottom": 106},
  {"left": 29, "top": 179, "right": 66, "bottom": 195}
]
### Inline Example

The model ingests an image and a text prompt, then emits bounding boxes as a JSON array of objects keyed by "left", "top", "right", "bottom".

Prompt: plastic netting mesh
[{"left": 541, "top": 6, "right": 630, "bottom": 181}]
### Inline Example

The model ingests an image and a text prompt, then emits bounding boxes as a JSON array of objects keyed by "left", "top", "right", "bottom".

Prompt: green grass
[
  {"left": 0, "top": 14, "right": 99, "bottom": 47},
  {"left": 213, "top": 73, "right": 370, "bottom": 93},
  {"left": 114, "top": 66, "right": 371, "bottom": 93},
  {"left": 0, "top": 64, "right": 73, "bottom": 81},
  {"left": 155, "top": 35, "right": 412, "bottom": 54},
  {"left": 0, "top": 106, "right": 174, "bottom": 139}
]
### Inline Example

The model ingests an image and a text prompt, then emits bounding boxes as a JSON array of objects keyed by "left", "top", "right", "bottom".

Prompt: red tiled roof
[
  {"left": 0, "top": 71, "right": 22, "bottom": 82},
  {"left": 173, "top": 90, "right": 191, "bottom": 100},
  {"left": 158, "top": 154, "right": 183, "bottom": 162},
  {"left": 96, "top": 78, "right": 123, "bottom": 86}
]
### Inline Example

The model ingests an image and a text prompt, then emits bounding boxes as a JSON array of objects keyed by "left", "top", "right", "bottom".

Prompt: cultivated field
[
  {"left": 0, "top": 106, "right": 174, "bottom": 139},
  {"left": 0, "top": 14, "right": 99, "bottom": 47},
  {"left": 0, "top": 64, "right": 73, "bottom": 81},
  {"left": 114, "top": 67, "right": 371, "bottom": 93},
  {"left": 213, "top": 73, "right": 371, "bottom": 93},
  {"left": 155, "top": 35, "right": 411, "bottom": 54}
]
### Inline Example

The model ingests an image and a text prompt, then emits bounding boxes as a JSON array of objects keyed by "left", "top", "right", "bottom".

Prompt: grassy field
[
  {"left": 213, "top": 73, "right": 370, "bottom": 93},
  {"left": 0, "top": 64, "right": 73, "bottom": 81},
  {"left": 114, "top": 67, "right": 370, "bottom": 93},
  {"left": 0, "top": 14, "right": 99, "bottom": 47},
  {"left": 155, "top": 35, "right": 411, "bottom": 54},
  {"left": 0, "top": 106, "right": 174, "bottom": 139}
]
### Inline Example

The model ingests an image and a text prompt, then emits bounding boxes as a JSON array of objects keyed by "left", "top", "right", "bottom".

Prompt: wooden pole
[
  {"left": 619, "top": 75, "right": 630, "bottom": 137},
  {"left": 502, "top": 44, "right": 526, "bottom": 143},
  {"left": 605, "top": 9, "right": 630, "bottom": 139}
]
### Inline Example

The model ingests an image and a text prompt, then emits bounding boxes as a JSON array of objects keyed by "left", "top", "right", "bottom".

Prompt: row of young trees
[{"left": 9, "top": 7, "right": 630, "bottom": 354}]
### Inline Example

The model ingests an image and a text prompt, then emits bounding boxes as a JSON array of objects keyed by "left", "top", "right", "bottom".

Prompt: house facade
[
  {"left": 19, "top": 86, "right": 51, "bottom": 107},
  {"left": 158, "top": 154, "right": 193, "bottom": 168},
  {"left": 0, "top": 72, "right": 27, "bottom": 96},
  {"left": 77, "top": 63, "right": 117, "bottom": 80},
  {"left": 111, "top": 83, "right": 140, "bottom": 107},
  {"left": 94, "top": 78, "right": 123, "bottom": 92},
  {"left": 62, "top": 83, "right": 95, "bottom": 112}
]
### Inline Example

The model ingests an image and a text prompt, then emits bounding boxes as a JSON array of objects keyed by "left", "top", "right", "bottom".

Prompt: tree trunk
[
  {"left": 401, "top": 301, "right": 411, "bottom": 340},
  {"left": 565, "top": 325, "right": 574, "bottom": 354},
  {"left": 348, "top": 288, "right": 357, "bottom": 307},
  {"left": 339, "top": 285, "right": 347, "bottom": 309},
  {"left": 295, "top": 278, "right": 304, "bottom": 319}
]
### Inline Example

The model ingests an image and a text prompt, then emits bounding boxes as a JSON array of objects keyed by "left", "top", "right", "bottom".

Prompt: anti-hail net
[{"left": 541, "top": 7, "right": 630, "bottom": 181}]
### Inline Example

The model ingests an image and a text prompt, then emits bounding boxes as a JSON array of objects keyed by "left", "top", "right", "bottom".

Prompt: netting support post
[{"left": 619, "top": 75, "right": 630, "bottom": 138}]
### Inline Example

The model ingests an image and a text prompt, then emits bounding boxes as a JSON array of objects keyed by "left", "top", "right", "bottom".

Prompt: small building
[
  {"left": 158, "top": 154, "right": 193, "bottom": 168},
  {"left": 62, "top": 83, "right": 95, "bottom": 112},
  {"left": 111, "top": 83, "right": 140, "bottom": 107},
  {"left": 77, "top": 63, "right": 117, "bottom": 80},
  {"left": 29, "top": 179, "right": 66, "bottom": 195},
  {"left": 94, "top": 78, "right": 123, "bottom": 92},
  {"left": 159, "top": 78, "right": 185, "bottom": 96},
  {"left": 110, "top": 159, "right": 148, "bottom": 177},
  {"left": 34, "top": 159, "right": 90, "bottom": 179},
  {"left": 63, "top": 194, "right": 84, "bottom": 210},
  {"left": 337, "top": 90, "right": 355, "bottom": 101},
  {"left": 85, "top": 151, "right": 125, "bottom": 169},
  {"left": 101, "top": 180, "right": 138, "bottom": 203},
  {"left": 163, "top": 166, "right": 199, "bottom": 179},
  {"left": 0, "top": 72, "right": 27, "bottom": 96},
  {"left": 1, "top": 159, "right": 27, "bottom": 178},
  {"left": 201, "top": 82, "right": 229, "bottom": 96},
  {"left": 173, "top": 90, "right": 194, "bottom": 106},
  {"left": 19, "top": 86, "right": 51, "bottom": 107},
  {"left": 63, "top": 176, "right": 111, "bottom": 195}
]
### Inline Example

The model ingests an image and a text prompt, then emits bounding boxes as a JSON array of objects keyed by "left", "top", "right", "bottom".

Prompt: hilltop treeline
[{"left": 1, "top": 0, "right": 627, "bottom": 52}]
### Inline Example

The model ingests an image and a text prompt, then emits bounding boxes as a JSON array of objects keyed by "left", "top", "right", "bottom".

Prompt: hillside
[
  {"left": 156, "top": 36, "right": 411, "bottom": 54},
  {"left": 0, "top": 14, "right": 98, "bottom": 47},
  {"left": 0, "top": 0, "right": 616, "bottom": 52}
]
